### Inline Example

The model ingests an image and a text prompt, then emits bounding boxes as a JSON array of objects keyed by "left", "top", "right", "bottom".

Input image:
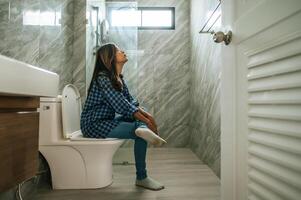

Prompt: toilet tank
[{"left": 38, "top": 96, "right": 63, "bottom": 145}]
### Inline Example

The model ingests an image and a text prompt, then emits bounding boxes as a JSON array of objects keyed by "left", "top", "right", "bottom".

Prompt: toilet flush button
[{"left": 43, "top": 105, "right": 50, "bottom": 110}]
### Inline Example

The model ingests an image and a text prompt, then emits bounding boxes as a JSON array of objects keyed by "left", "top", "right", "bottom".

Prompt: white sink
[{"left": 0, "top": 54, "right": 59, "bottom": 97}]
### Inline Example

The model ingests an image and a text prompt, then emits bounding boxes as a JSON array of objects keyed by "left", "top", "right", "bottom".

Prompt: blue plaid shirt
[{"left": 80, "top": 73, "right": 139, "bottom": 138}]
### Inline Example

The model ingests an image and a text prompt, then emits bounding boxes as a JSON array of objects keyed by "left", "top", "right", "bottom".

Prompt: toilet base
[{"left": 39, "top": 141, "right": 123, "bottom": 189}]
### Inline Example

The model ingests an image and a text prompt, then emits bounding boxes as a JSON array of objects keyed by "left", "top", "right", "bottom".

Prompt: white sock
[
  {"left": 135, "top": 127, "right": 167, "bottom": 146},
  {"left": 136, "top": 176, "right": 165, "bottom": 190}
]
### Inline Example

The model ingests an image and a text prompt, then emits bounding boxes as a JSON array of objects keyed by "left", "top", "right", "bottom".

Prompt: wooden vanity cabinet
[{"left": 0, "top": 96, "right": 39, "bottom": 192}]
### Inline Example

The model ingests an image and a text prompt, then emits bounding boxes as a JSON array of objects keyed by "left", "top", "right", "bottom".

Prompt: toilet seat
[
  {"left": 43, "top": 136, "right": 124, "bottom": 146},
  {"left": 70, "top": 130, "right": 119, "bottom": 141}
]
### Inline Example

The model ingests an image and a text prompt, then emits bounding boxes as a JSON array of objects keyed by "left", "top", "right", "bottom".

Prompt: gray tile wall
[
  {"left": 189, "top": 0, "right": 221, "bottom": 177},
  {"left": 72, "top": 0, "right": 86, "bottom": 102},
  {"left": 0, "top": 0, "right": 40, "bottom": 65},
  {"left": 0, "top": 0, "right": 80, "bottom": 94},
  {"left": 124, "top": 0, "right": 191, "bottom": 148}
]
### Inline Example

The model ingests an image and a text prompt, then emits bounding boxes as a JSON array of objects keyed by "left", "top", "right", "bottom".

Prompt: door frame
[{"left": 220, "top": 0, "right": 237, "bottom": 199}]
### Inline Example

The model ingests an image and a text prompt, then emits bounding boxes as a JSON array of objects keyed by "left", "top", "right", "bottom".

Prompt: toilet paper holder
[
  {"left": 197, "top": 0, "right": 232, "bottom": 45},
  {"left": 199, "top": 30, "right": 232, "bottom": 45}
]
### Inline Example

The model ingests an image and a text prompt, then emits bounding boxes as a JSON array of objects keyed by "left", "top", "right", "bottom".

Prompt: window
[
  {"left": 108, "top": 7, "right": 175, "bottom": 30},
  {"left": 23, "top": 10, "right": 61, "bottom": 26}
]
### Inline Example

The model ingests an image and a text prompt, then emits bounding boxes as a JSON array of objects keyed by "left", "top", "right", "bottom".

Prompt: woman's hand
[
  {"left": 146, "top": 120, "right": 158, "bottom": 135},
  {"left": 147, "top": 116, "right": 158, "bottom": 134},
  {"left": 138, "top": 107, "right": 159, "bottom": 135},
  {"left": 135, "top": 107, "right": 159, "bottom": 135},
  {"left": 138, "top": 107, "right": 157, "bottom": 129},
  {"left": 133, "top": 109, "right": 158, "bottom": 134}
]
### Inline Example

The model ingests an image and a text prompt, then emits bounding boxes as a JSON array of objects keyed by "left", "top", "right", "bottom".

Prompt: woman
[{"left": 80, "top": 43, "right": 167, "bottom": 191}]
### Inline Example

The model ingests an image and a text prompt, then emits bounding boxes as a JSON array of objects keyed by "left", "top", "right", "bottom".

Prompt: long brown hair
[{"left": 88, "top": 43, "right": 123, "bottom": 95}]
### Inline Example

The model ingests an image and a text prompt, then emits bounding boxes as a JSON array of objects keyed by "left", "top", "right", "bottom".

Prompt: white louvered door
[{"left": 221, "top": 0, "right": 301, "bottom": 200}]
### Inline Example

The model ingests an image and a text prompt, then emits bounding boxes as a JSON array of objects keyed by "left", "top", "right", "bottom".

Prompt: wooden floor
[{"left": 34, "top": 148, "right": 220, "bottom": 200}]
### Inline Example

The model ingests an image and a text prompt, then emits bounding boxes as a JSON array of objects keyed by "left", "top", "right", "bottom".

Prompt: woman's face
[{"left": 115, "top": 47, "right": 128, "bottom": 64}]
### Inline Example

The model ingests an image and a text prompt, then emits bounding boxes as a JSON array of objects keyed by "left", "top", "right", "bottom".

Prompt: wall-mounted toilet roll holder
[
  {"left": 199, "top": 30, "right": 232, "bottom": 45},
  {"left": 197, "top": 0, "right": 232, "bottom": 45}
]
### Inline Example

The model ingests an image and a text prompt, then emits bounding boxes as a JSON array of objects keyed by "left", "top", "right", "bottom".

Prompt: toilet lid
[{"left": 61, "top": 84, "right": 82, "bottom": 139}]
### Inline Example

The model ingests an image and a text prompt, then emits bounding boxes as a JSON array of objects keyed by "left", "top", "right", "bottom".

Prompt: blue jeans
[{"left": 107, "top": 113, "right": 148, "bottom": 180}]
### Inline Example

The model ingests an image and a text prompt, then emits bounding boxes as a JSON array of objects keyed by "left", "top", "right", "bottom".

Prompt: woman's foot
[
  {"left": 152, "top": 137, "right": 167, "bottom": 147},
  {"left": 135, "top": 176, "right": 165, "bottom": 191},
  {"left": 135, "top": 127, "right": 167, "bottom": 147}
]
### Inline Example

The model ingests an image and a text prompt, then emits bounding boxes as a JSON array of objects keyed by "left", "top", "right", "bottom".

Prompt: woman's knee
[{"left": 107, "top": 122, "right": 138, "bottom": 139}]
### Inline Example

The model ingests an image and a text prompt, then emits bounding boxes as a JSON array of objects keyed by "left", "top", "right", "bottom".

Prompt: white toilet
[{"left": 38, "top": 84, "right": 124, "bottom": 189}]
